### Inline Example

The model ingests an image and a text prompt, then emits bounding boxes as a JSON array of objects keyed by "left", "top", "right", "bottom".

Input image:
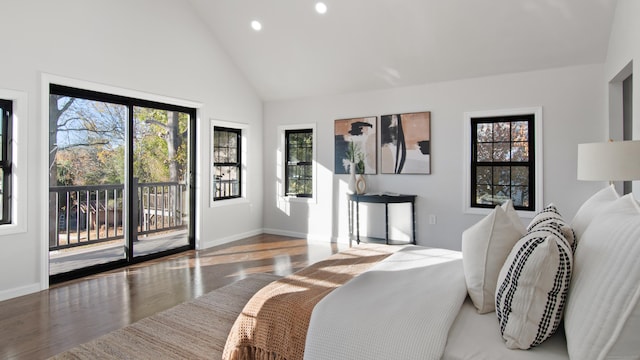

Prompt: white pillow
[
  {"left": 564, "top": 194, "right": 640, "bottom": 360},
  {"left": 462, "top": 201, "right": 524, "bottom": 314},
  {"left": 495, "top": 204, "right": 574, "bottom": 349},
  {"left": 501, "top": 199, "right": 526, "bottom": 234},
  {"left": 570, "top": 184, "right": 619, "bottom": 242}
]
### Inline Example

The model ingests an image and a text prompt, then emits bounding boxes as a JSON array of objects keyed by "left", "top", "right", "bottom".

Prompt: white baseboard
[
  {"left": 198, "top": 229, "right": 264, "bottom": 250},
  {"left": 262, "top": 228, "right": 338, "bottom": 244},
  {"left": 262, "top": 228, "right": 306, "bottom": 239},
  {"left": 0, "top": 282, "right": 42, "bottom": 302}
]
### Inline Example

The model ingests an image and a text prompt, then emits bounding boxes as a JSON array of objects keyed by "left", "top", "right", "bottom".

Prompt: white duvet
[{"left": 304, "top": 246, "right": 468, "bottom": 360}]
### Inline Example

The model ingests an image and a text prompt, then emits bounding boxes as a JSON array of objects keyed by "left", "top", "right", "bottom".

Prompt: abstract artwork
[
  {"left": 334, "top": 116, "right": 377, "bottom": 174},
  {"left": 380, "top": 111, "right": 431, "bottom": 174}
]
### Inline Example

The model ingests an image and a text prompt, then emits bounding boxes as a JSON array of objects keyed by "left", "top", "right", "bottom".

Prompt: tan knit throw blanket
[{"left": 222, "top": 244, "right": 397, "bottom": 360}]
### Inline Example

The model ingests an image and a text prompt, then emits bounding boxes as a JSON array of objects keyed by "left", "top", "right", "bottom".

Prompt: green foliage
[
  {"left": 51, "top": 98, "right": 189, "bottom": 186},
  {"left": 345, "top": 142, "right": 365, "bottom": 174}
]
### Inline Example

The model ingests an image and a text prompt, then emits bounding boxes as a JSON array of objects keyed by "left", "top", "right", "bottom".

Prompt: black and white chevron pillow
[{"left": 495, "top": 204, "right": 574, "bottom": 349}]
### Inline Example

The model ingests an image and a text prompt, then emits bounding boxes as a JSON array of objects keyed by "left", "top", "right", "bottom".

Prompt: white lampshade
[{"left": 577, "top": 140, "right": 640, "bottom": 181}]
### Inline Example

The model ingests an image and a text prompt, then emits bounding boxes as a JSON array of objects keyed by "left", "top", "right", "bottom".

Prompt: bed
[{"left": 223, "top": 185, "right": 640, "bottom": 360}]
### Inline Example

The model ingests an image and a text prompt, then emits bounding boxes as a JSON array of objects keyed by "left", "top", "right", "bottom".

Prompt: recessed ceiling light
[
  {"left": 315, "top": 2, "right": 327, "bottom": 14},
  {"left": 251, "top": 20, "right": 262, "bottom": 31}
]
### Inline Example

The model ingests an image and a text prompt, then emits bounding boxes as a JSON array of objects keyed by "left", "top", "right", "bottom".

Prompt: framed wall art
[
  {"left": 334, "top": 116, "right": 377, "bottom": 175},
  {"left": 380, "top": 111, "right": 431, "bottom": 174}
]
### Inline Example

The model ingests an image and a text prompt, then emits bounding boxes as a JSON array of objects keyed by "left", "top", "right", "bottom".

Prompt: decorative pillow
[
  {"left": 501, "top": 199, "right": 526, "bottom": 234},
  {"left": 527, "top": 203, "right": 576, "bottom": 252},
  {"left": 570, "top": 184, "right": 619, "bottom": 242},
  {"left": 495, "top": 204, "right": 574, "bottom": 349},
  {"left": 564, "top": 194, "right": 640, "bottom": 360},
  {"left": 462, "top": 201, "right": 524, "bottom": 314}
]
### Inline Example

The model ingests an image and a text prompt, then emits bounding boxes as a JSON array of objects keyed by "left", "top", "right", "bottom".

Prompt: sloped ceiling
[{"left": 187, "top": 0, "right": 618, "bottom": 101}]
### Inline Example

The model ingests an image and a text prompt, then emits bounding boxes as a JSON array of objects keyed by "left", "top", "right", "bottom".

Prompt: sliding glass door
[
  {"left": 132, "top": 106, "right": 191, "bottom": 256},
  {"left": 48, "top": 85, "right": 195, "bottom": 282}
]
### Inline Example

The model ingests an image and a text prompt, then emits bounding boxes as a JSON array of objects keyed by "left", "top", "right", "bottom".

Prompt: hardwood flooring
[{"left": 0, "top": 234, "right": 345, "bottom": 360}]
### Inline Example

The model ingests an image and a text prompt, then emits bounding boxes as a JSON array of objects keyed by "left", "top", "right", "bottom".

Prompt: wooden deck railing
[{"left": 49, "top": 181, "right": 187, "bottom": 251}]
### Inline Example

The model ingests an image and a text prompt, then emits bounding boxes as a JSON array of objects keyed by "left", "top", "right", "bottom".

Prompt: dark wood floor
[{"left": 0, "top": 234, "right": 344, "bottom": 360}]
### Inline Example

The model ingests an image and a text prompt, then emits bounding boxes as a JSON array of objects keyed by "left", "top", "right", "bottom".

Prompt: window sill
[
  {"left": 210, "top": 197, "right": 250, "bottom": 208},
  {"left": 282, "top": 196, "right": 316, "bottom": 204},
  {"left": 0, "top": 222, "right": 27, "bottom": 236},
  {"left": 465, "top": 206, "right": 535, "bottom": 219}
]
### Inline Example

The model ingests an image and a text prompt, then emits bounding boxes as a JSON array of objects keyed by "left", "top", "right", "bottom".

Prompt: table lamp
[{"left": 577, "top": 140, "right": 640, "bottom": 183}]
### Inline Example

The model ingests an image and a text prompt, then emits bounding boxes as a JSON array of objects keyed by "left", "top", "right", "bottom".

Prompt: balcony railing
[{"left": 49, "top": 181, "right": 187, "bottom": 251}]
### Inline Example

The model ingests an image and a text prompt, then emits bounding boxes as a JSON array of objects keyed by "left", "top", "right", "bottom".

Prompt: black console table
[{"left": 348, "top": 193, "right": 417, "bottom": 245}]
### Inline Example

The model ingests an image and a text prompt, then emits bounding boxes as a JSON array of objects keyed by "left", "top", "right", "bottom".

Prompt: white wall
[
  {"left": 0, "top": 0, "right": 263, "bottom": 300},
  {"left": 263, "top": 64, "right": 607, "bottom": 250},
  {"left": 604, "top": 0, "right": 640, "bottom": 193}
]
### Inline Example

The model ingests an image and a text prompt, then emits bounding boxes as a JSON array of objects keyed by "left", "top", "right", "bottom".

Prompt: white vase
[
  {"left": 348, "top": 162, "right": 356, "bottom": 194},
  {"left": 356, "top": 174, "right": 366, "bottom": 194}
]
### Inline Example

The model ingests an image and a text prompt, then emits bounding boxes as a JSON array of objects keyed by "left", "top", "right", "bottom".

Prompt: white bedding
[
  {"left": 443, "top": 298, "right": 569, "bottom": 360},
  {"left": 304, "top": 246, "right": 468, "bottom": 360}
]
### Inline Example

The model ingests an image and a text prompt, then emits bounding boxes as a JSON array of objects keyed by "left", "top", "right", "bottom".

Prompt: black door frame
[{"left": 49, "top": 84, "right": 196, "bottom": 284}]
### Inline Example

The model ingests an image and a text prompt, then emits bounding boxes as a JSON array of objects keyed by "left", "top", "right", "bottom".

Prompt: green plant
[{"left": 345, "top": 142, "right": 365, "bottom": 174}]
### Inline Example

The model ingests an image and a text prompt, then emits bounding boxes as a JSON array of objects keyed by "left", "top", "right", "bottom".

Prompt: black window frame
[
  {"left": 470, "top": 114, "right": 535, "bottom": 211},
  {"left": 213, "top": 126, "right": 242, "bottom": 201},
  {"left": 0, "top": 99, "right": 12, "bottom": 224},
  {"left": 285, "top": 128, "right": 313, "bottom": 198}
]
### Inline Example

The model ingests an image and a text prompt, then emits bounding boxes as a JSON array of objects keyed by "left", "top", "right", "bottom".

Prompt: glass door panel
[
  {"left": 48, "top": 94, "right": 127, "bottom": 276},
  {"left": 132, "top": 107, "right": 191, "bottom": 257}
]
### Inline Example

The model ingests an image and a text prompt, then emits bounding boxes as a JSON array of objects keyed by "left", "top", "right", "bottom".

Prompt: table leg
[
  {"left": 384, "top": 203, "right": 389, "bottom": 245},
  {"left": 356, "top": 200, "right": 360, "bottom": 244},
  {"left": 348, "top": 198, "right": 352, "bottom": 247},
  {"left": 411, "top": 200, "right": 416, "bottom": 245}
]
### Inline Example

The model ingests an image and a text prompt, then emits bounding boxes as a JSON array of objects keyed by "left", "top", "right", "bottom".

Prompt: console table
[{"left": 348, "top": 193, "right": 417, "bottom": 245}]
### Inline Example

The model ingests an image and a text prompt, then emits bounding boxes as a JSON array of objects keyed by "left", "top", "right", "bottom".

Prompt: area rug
[{"left": 49, "top": 273, "right": 282, "bottom": 360}]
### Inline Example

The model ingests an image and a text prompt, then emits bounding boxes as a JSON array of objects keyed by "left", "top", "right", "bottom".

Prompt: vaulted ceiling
[{"left": 187, "top": 0, "right": 618, "bottom": 101}]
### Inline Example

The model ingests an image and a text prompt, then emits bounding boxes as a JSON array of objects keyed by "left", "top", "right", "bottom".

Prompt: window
[
  {"left": 285, "top": 129, "right": 313, "bottom": 197},
  {"left": 213, "top": 126, "right": 241, "bottom": 200},
  {"left": 0, "top": 99, "right": 12, "bottom": 224},
  {"left": 471, "top": 114, "right": 535, "bottom": 211},
  {"left": 0, "top": 88, "right": 26, "bottom": 236},
  {"left": 465, "top": 108, "right": 542, "bottom": 214}
]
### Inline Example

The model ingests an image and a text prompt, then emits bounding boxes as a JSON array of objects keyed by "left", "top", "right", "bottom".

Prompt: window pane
[
  {"left": 493, "top": 143, "right": 510, "bottom": 161},
  {"left": 493, "top": 185, "right": 511, "bottom": 204},
  {"left": 214, "top": 130, "right": 220, "bottom": 149},
  {"left": 477, "top": 143, "right": 492, "bottom": 162},
  {"left": 511, "top": 121, "right": 528, "bottom": 141},
  {"left": 476, "top": 184, "right": 492, "bottom": 205},
  {"left": 228, "top": 132, "right": 237, "bottom": 148},
  {"left": 476, "top": 123, "right": 492, "bottom": 142},
  {"left": 493, "top": 122, "right": 510, "bottom": 142},
  {"left": 218, "top": 131, "right": 229, "bottom": 147},
  {"left": 512, "top": 186, "right": 529, "bottom": 207},
  {"left": 493, "top": 166, "right": 510, "bottom": 185},
  {"left": 476, "top": 166, "right": 492, "bottom": 185},
  {"left": 214, "top": 165, "right": 240, "bottom": 198},
  {"left": 511, "top": 166, "right": 529, "bottom": 185},
  {"left": 511, "top": 142, "right": 529, "bottom": 161}
]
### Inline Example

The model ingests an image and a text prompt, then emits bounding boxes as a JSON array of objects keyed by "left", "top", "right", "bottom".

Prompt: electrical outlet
[{"left": 429, "top": 215, "right": 437, "bottom": 224}]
